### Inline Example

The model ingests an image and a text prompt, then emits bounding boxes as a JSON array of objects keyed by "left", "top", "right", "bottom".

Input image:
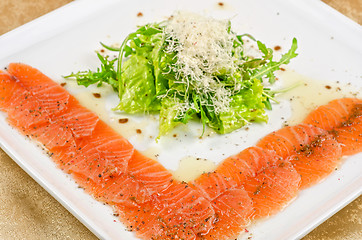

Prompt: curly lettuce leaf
[
  {"left": 116, "top": 55, "right": 160, "bottom": 113},
  {"left": 158, "top": 97, "right": 182, "bottom": 137},
  {"left": 209, "top": 78, "right": 267, "bottom": 134}
]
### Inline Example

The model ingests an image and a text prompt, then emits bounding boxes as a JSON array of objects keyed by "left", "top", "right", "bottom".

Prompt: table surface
[{"left": 0, "top": 0, "right": 361, "bottom": 239}]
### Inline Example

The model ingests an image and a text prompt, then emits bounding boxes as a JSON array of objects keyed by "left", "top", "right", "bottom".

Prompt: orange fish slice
[
  {"left": 193, "top": 146, "right": 300, "bottom": 227},
  {"left": 64, "top": 151, "right": 170, "bottom": 207},
  {"left": 128, "top": 150, "right": 173, "bottom": 196},
  {"left": 0, "top": 71, "right": 73, "bottom": 148},
  {"left": 257, "top": 123, "right": 343, "bottom": 189},
  {"left": 0, "top": 71, "right": 22, "bottom": 111},
  {"left": 199, "top": 189, "right": 253, "bottom": 240},
  {"left": 116, "top": 181, "right": 215, "bottom": 240},
  {"left": 331, "top": 115, "right": 362, "bottom": 155},
  {"left": 243, "top": 159, "right": 301, "bottom": 218},
  {"left": 216, "top": 146, "right": 282, "bottom": 186},
  {"left": 58, "top": 96, "right": 99, "bottom": 139},
  {"left": 7, "top": 63, "right": 70, "bottom": 114},
  {"left": 303, "top": 98, "right": 362, "bottom": 156},
  {"left": 6, "top": 63, "right": 99, "bottom": 139},
  {"left": 191, "top": 173, "right": 253, "bottom": 240},
  {"left": 256, "top": 123, "right": 326, "bottom": 159},
  {"left": 50, "top": 120, "right": 133, "bottom": 183},
  {"left": 303, "top": 98, "right": 362, "bottom": 131},
  {"left": 287, "top": 133, "right": 342, "bottom": 189},
  {"left": 72, "top": 172, "right": 152, "bottom": 207},
  {"left": 221, "top": 147, "right": 300, "bottom": 219},
  {"left": 191, "top": 171, "right": 238, "bottom": 201}
]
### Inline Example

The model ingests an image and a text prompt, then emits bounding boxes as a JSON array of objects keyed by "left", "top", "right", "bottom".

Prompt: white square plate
[{"left": 0, "top": 0, "right": 361, "bottom": 239}]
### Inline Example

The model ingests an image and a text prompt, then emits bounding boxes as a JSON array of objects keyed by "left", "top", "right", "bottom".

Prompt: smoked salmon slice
[
  {"left": 115, "top": 181, "right": 215, "bottom": 240},
  {"left": 128, "top": 150, "right": 173, "bottom": 196},
  {"left": 243, "top": 159, "right": 300, "bottom": 218},
  {"left": 67, "top": 151, "right": 171, "bottom": 207},
  {"left": 193, "top": 147, "right": 301, "bottom": 220},
  {"left": 199, "top": 189, "right": 253, "bottom": 240},
  {"left": 7, "top": 63, "right": 98, "bottom": 139},
  {"left": 153, "top": 182, "right": 215, "bottom": 236},
  {"left": 191, "top": 171, "right": 238, "bottom": 201},
  {"left": 4, "top": 84, "right": 51, "bottom": 130},
  {"left": 215, "top": 146, "right": 283, "bottom": 186},
  {"left": 0, "top": 71, "right": 22, "bottom": 111},
  {"left": 257, "top": 124, "right": 343, "bottom": 189},
  {"left": 0, "top": 71, "right": 72, "bottom": 148},
  {"left": 58, "top": 96, "right": 99, "bottom": 139},
  {"left": 7, "top": 63, "right": 70, "bottom": 114},
  {"left": 303, "top": 98, "right": 362, "bottom": 131},
  {"left": 256, "top": 123, "right": 326, "bottom": 159},
  {"left": 331, "top": 115, "right": 362, "bottom": 156},
  {"left": 287, "top": 133, "right": 342, "bottom": 189},
  {"left": 51, "top": 120, "right": 133, "bottom": 183},
  {"left": 303, "top": 98, "right": 362, "bottom": 155}
]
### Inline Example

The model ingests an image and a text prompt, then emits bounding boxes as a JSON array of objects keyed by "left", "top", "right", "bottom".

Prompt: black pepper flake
[{"left": 253, "top": 186, "right": 261, "bottom": 195}]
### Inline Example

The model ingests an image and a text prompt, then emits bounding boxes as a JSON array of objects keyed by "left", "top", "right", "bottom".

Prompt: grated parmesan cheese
[{"left": 163, "top": 11, "right": 244, "bottom": 114}]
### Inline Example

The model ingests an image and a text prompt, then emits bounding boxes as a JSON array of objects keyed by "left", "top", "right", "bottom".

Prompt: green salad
[{"left": 64, "top": 11, "right": 298, "bottom": 137}]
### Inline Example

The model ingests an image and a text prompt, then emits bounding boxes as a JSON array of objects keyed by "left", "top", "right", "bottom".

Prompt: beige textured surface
[
  {"left": 322, "top": 0, "right": 362, "bottom": 25},
  {"left": 0, "top": 150, "right": 97, "bottom": 240},
  {"left": 0, "top": 0, "right": 361, "bottom": 240}
]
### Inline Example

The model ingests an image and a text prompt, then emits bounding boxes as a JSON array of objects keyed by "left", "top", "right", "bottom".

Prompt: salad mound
[{"left": 65, "top": 11, "right": 298, "bottom": 137}]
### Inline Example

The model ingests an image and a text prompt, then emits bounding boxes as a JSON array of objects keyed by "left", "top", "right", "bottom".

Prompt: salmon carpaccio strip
[
  {"left": 256, "top": 124, "right": 343, "bottom": 189},
  {"left": 303, "top": 98, "right": 362, "bottom": 155},
  {"left": 7, "top": 63, "right": 70, "bottom": 114},
  {"left": 219, "top": 147, "right": 301, "bottom": 218},
  {"left": 332, "top": 116, "right": 362, "bottom": 156},
  {"left": 303, "top": 98, "right": 361, "bottom": 131},
  {"left": 198, "top": 189, "right": 253, "bottom": 240},
  {"left": 1, "top": 63, "right": 362, "bottom": 240},
  {"left": 1, "top": 64, "right": 215, "bottom": 239},
  {"left": 191, "top": 146, "right": 300, "bottom": 238}
]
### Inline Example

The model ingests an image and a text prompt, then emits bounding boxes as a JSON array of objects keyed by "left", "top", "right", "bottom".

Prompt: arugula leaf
[
  {"left": 251, "top": 38, "right": 298, "bottom": 83},
  {"left": 257, "top": 41, "right": 273, "bottom": 61},
  {"left": 63, "top": 53, "right": 118, "bottom": 91}
]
